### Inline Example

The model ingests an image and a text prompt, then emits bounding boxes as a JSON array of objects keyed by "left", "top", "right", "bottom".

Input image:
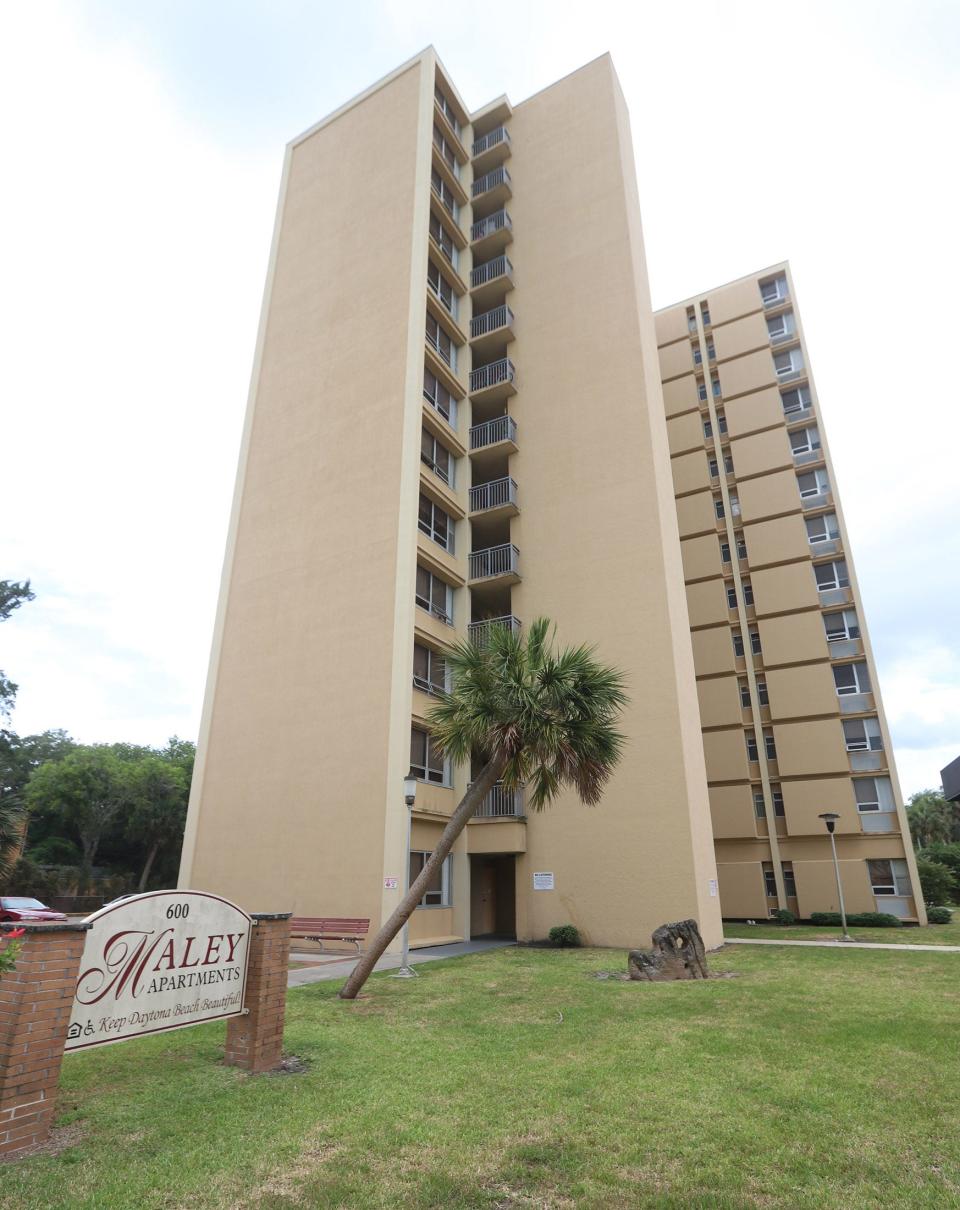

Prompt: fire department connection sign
[{"left": 66, "top": 890, "right": 251, "bottom": 1052}]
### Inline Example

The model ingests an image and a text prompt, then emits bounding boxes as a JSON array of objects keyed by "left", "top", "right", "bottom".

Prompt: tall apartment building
[
  {"left": 656, "top": 268, "right": 926, "bottom": 924},
  {"left": 178, "top": 50, "right": 724, "bottom": 951}
]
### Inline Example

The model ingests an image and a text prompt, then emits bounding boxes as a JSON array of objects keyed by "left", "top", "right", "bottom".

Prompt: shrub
[
  {"left": 926, "top": 906, "right": 953, "bottom": 925},
  {"left": 809, "top": 911, "right": 903, "bottom": 928},
  {"left": 770, "top": 908, "right": 796, "bottom": 925},
  {"left": 919, "top": 843, "right": 960, "bottom": 891},
  {"left": 548, "top": 924, "right": 581, "bottom": 948},
  {"left": 915, "top": 857, "right": 958, "bottom": 908}
]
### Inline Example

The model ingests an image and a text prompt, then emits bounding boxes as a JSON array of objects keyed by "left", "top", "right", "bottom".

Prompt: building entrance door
[{"left": 470, "top": 855, "right": 516, "bottom": 939}]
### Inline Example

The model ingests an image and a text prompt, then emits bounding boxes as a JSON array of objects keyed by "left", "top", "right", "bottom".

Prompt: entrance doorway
[{"left": 469, "top": 855, "right": 517, "bottom": 939}]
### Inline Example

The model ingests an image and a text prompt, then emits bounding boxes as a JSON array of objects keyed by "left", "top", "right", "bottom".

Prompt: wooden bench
[{"left": 289, "top": 917, "right": 370, "bottom": 954}]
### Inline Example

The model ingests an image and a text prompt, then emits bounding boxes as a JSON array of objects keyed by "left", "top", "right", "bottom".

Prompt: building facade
[
  {"left": 178, "top": 50, "right": 724, "bottom": 950},
  {"left": 656, "top": 268, "right": 926, "bottom": 923}
]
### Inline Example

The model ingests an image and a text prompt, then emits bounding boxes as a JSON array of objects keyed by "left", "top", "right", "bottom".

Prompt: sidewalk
[
  {"left": 287, "top": 937, "right": 514, "bottom": 988},
  {"left": 725, "top": 937, "right": 960, "bottom": 953}
]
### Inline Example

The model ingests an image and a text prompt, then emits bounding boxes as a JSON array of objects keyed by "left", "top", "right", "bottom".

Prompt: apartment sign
[
  {"left": 66, "top": 891, "right": 251, "bottom": 1052},
  {"left": 533, "top": 872, "right": 555, "bottom": 891}
]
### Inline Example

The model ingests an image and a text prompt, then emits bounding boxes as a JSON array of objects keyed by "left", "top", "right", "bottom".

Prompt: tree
[
  {"left": 124, "top": 755, "right": 188, "bottom": 891},
  {"left": 0, "top": 580, "right": 35, "bottom": 721},
  {"left": 907, "top": 789, "right": 956, "bottom": 849},
  {"left": 25, "top": 747, "right": 128, "bottom": 887},
  {"left": 0, "top": 729, "right": 74, "bottom": 884},
  {"left": 914, "top": 857, "right": 957, "bottom": 907},
  {"left": 339, "top": 619, "right": 628, "bottom": 1000}
]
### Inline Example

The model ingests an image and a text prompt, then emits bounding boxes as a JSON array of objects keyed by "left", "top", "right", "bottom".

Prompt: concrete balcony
[
  {"left": 469, "top": 542, "right": 520, "bottom": 585},
  {"left": 471, "top": 165, "right": 512, "bottom": 209},
  {"left": 469, "top": 357, "right": 517, "bottom": 403},
  {"left": 471, "top": 125, "right": 511, "bottom": 174},
  {"left": 469, "top": 475, "right": 519, "bottom": 520},
  {"left": 469, "top": 413, "right": 517, "bottom": 456},
  {"left": 471, "top": 780, "right": 524, "bottom": 818},
  {"left": 470, "top": 208, "right": 513, "bottom": 254},
  {"left": 470, "top": 304, "right": 515, "bottom": 356},
  {"left": 470, "top": 253, "right": 514, "bottom": 308}
]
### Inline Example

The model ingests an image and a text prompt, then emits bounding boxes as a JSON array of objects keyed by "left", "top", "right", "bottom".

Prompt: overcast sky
[{"left": 2, "top": 1, "right": 958, "bottom": 796}]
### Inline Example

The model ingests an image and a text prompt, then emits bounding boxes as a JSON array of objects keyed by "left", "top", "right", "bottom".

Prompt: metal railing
[
  {"left": 470, "top": 476, "right": 518, "bottom": 513},
  {"left": 471, "top": 780, "right": 525, "bottom": 818},
  {"left": 471, "top": 208, "right": 512, "bottom": 243},
  {"left": 470, "top": 357, "right": 516, "bottom": 394},
  {"left": 469, "top": 616, "right": 522, "bottom": 645},
  {"left": 472, "top": 126, "right": 510, "bottom": 158},
  {"left": 470, "top": 304, "right": 513, "bottom": 339},
  {"left": 470, "top": 254, "right": 513, "bottom": 289},
  {"left": 469, "top": 543, "right": 520, "bottom": 581},
  {"left": 470, "top": 414, "right": 517, "bottom": 450},
  {"left": 472, "top": 165, "right": 511, "bottom": 198}
]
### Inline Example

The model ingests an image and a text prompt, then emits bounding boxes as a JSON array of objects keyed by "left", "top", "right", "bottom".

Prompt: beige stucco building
[
  {"left": 656, "top": 267, "right": 926, "bottom": 923},
  {"left": 178, "top": 50, "right": 724, "bottom": 950}
]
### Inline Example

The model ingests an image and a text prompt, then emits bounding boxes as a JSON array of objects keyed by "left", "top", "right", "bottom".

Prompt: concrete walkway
[
  {"left": 725, "top": 937, "right": 960, "bottom": 953},
  {"left": 287, "top": 937, "right": 514, "bottom": 988}
]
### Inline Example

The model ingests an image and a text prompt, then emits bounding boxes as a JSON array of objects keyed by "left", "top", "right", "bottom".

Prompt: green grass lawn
[
  {"left": 3, "top": 945, "right": 960, "bottom": 1209},
  {"left": 724, "top": 918, "right": 960, "bottom": 946}
]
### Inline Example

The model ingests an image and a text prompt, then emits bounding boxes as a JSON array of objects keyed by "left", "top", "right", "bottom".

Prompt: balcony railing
[
  {"left": 472, "top": 126, "right": 510, "bottom": 158},
  {"left": 471, "top": 780, "right": 525, "bottom": 818},
  {"left": 471, "top": 209, "right": 512, "bottom": 243},
  {"left": 469, "top": 543, "right": 520, "bottom": 581},
  {"left": 470, "top": 357, "right": 516, "bottom": 394},
  {"left": 471, "top": 254, "right": 513, "bottom": 289},
  {"left": 468, "top": 615, "right": 522, "bottom": 645},
  {"left": 470, "top": 414, "right": 517, "bottom": 451},
  {"left": 470, "top": 476, "right": 518, "bottom": 514},
  {"left": 471, "top": 304, "right": 513, "bottom": 339},
  {"left": 472, "top": 165, "right": 511, "bottom": 198}
]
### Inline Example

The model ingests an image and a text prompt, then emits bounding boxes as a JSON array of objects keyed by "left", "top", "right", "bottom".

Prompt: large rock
[{"left": 627, "top": 919, "right": 708, "bottom": 981}]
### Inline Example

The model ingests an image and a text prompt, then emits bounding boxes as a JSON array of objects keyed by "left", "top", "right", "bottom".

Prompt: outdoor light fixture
[
  {"left": 818, "top": 812, "right": 854, "bottom": 942},
  {"left": 392, "top": 769, "right": 419, "bottom": 979}
]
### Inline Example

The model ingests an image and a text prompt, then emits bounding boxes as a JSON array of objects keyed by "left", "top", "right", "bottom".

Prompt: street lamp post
[
  {"left": 818, "top": 812, "right": 854, "bottom": 942},
  {"left": 392, "top": 769, "right": 419, "bottom": 979}
]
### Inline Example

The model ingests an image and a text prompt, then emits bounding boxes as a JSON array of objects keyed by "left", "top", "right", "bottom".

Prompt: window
[
  {"left": 433, "top": 123, "right": 458, "bottom": 173},
  {"left": 687, "top": 307, "right": 697, "bottom": 334},
  {"left": 410, "top": 726, "right": 448, "bottom": 784},
  {"left": 712, "top": 454, "right": 734, "bottom": 479},
  {"left": 721, "top": 536, "right": 746, "bottom": 562},
  {"left": 427, "top": 260, "right": 456, "bottom": 316},
  {"left": 782, "top": 864, "right": 797, "bottom": 897},
  {"left": 704, "top": 419, "right": 713, "bottom": 439},
  {"left": 426, "top": 312, "right": 455, "bottom": 368},
  {"left": 423, "top": 367, "right": 456, "bottom": 426},
  {"left": 743, "top": 581, "right": 754, "bottom": 606},
  {"left": 749, "top": 731, "right": 776, "bottom": 760},
  {"left": 781, "top": 385, "right": 811, "bottom": 415},
  {"left": 756, "top": 679, "right": 768, "bottom": 705},
  {"left": 760, "top": 274, "right": 788, "bottom": 305},
  {"left": 764, "top": 868, "right": 778, "bottom": 897},
  {"left": 430, "top": 168, "right": 458, "bottom": 218},
  {"left": 844, "top": 717, "right": 883, "bottom": 752},
  {"left": 806, "top": 513, "right": 839, "bottom": 544},
  {"left": 868, "top": 858, "right": 910, "bottom": 896},
  {"left": 766, "top": 311, "right": 796, "bottom": 342},
  {"left": 429, "top": 211, "right": 456, "bottom": 265},
  {"left": 421, "top": 428, "right": 454, "bottom": 485},
  {"left": 720, "top": 539, "right": 731, "bottom": 563},
  {"left": 707, "top": 341, "right": 716, "bottom": 361},
  {"left": 729, "top": 493, "right": 741, "bottom": 516},
  {"left": 715, "top": 497, "right": 725, "bottom": 519},
  {"left": 711, "top": 375, "right": 721, "bottom": 398},
  {"left": 409, "top": 850, "right": 452, "bottom": 906},
  {"left": 434, "top": 86, "right": 460, "bottom": 135},
  {"left": 727, "top": 584, "right": 738, "bottom": 608},
  {"left": 740, "top": 679, "right": 751, "bottom": 708},
  {"left": 416, "top": 565, "right": 453, "bottom": 624},
  {"left": 854, "top": 777, "right": 894, "bottom": 813},
  {"left": 815, "top": 559, "right": 850, "bottom": 592},
  {"left": 700, "top": 301, "right": 711, "bottom": 325},
  {"left": 750, "top": 630, "right": 762, "bottom": 655},
  {"left": 824, "top": 609, "right": 860, "bottom": 642},
  {"left": 733, "top": 631, "right": 745, "bottom": 658},
  {"left": 741, "top": 680, "right": 768, "bottom": 707},
  {"left": 833, "top": 661, "right": 872, "bottom": 696},
  {"left": 774, "top": 348, "right": 804, "bottom": 380},
  {"left": 693, "top": 344, "right": 703, "bottom": 366},
  {"left": 717, "top": 412, "right": 728, "bottom": 434},
  {"left": 418, "top": 494, "right": 454, "bottom": 551},
  {"left": 413, "top": 643, "right": 447, "bottom": 696},
  {"left": 790, "top": 425, "right": 821, "bottom": 455},
  {"left": 797, "top": 468, "right": 830, "bottom": 498},
  {"left": 698, "top": 380, "right": 708, "bottom": 402}
]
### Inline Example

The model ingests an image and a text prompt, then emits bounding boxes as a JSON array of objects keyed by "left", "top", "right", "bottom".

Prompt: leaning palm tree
[{"left": 339, "top": 618, "right": 628, "bottom": 1000}]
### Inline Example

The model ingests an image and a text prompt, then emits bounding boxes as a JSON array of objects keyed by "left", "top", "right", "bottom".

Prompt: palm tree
[
  {"left": 339, "top": 618, "right": 628, "bottom": 1000},
  {"left": 0, "top": 795, "right": 25, "bottom": 886}
]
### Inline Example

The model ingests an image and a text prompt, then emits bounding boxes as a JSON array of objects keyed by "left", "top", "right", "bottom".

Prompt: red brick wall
[{"left": 224, "top": 913, "right": 290, "bottom": 1073}]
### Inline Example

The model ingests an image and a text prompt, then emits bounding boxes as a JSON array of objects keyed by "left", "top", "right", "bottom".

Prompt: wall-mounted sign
[
  {"left": 533, "top": 872, "right": 554, "bottom": 891},
  {"left": 708, "top": 879, "right": 718, "bottom": 898},
  {"left": 66, "top": 890, "right": 251, "bottom": 1052},
  {"left": 383, "top": 877, "right": 399, "bottom": 890}
]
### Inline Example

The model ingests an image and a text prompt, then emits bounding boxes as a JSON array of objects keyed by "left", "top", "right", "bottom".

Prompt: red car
[{"left": 0, "top": 896, "right": 68, "bottom": 923}]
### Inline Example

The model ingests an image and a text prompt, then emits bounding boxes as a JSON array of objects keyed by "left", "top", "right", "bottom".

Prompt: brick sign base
[{"left": 0, "top": 910, "right": 291, "bottom": 1160}]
